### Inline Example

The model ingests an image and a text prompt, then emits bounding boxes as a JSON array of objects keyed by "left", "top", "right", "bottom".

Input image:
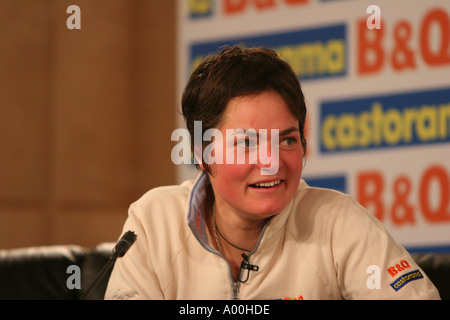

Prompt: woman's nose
[{"left": 256, "top": 132, "right": 280, "bottom": 175}]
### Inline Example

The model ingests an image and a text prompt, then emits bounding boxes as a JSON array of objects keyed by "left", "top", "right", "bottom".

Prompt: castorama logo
[
  {"left": 189, "top": 23, "right": 347, "bottom": 81},
  {"left": 320, "top": 87, "right": 450, "bottom": 154}
]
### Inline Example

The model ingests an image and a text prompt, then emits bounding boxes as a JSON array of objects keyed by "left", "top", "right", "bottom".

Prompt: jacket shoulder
[{"left": 127, "top": 179, "right": 195, "bottom": 226}]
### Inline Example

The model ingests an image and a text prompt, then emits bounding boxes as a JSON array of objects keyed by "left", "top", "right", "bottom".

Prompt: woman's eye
[
  {"left": 236, "top": 137, "right": 256, "bottom": 148},
  {"left": 282, "top": 137, "right": 297, "bottom": 146}
]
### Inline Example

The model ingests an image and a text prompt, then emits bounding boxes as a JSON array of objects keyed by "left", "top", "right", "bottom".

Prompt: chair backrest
[
  {"left": 0, "top": 245, "right": 86, "bottom": 299},
  {"left": 411, "top": 252, "right": 450, "bottom": 300}
]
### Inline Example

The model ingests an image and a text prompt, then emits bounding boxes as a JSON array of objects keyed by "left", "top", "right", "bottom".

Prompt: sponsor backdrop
[{"left": 176, "top": 0, "right": 450, "bottom": 252}]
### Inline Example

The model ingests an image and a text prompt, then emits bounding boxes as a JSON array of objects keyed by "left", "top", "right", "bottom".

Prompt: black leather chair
[
  {"left": 0, "top": 243, "right": 449, "bottom": 299},
  {"left": 0, "top": 243, "right": 114, "bottom": 300},
  {"left": 411, "top": 252, "right": 450, "bottom": 300}
]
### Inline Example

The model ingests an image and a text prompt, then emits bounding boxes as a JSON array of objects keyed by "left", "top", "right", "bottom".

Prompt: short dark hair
[{"left": 181, "top": 45, "right": 307, "bottom": 172}]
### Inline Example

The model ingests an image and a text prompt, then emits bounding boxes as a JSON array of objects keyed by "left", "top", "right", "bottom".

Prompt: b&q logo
[{"left": 188, "top": 0, "right": 309, "bottom": 19}]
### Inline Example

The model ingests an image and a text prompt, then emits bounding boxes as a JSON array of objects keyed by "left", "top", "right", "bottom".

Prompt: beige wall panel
[
  {"left": 0, "top": 1, "right": 51, "bottom": 201},
  {"left": 132, "top": 0, "right": 177, "bottom": 192},
  {"left": 51, "top": 1, "right": 137, "bottom": 204},
  {"left": 52, "top": 208, "right": 127, "bottom": 248},
  {"left": 0, "top": 210, "right": 49, "bottom": 249},
  {"left": 0, "top": 1, "right": 176, "bottom": 249}
]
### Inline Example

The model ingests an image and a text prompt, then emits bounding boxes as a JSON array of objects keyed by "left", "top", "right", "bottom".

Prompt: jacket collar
[{"left": 186, "top": 171, "right": 213, "bottom": 250}]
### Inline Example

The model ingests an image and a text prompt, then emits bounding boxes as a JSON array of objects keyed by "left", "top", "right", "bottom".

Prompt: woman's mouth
[{"left": 249, "top": 179, "right": 283, "bottom": 188}]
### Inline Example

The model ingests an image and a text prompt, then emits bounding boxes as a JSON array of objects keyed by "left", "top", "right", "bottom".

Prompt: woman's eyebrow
[
  {"left": 229, "top": 127, "right": 299, "bottom": 137},
  {"left": 279, "top": 127, "right": 300, "bottom": 136}
]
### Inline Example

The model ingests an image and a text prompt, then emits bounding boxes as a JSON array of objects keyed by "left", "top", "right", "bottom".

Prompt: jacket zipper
[
  {"left": 231, "top": 280, "right": 240, "bottom": 300},
  {"left": 189, "top": 219, "right": 271, "bottom": 300},
  {"left": 228, "top": 221, "right": 270, "bottom": 300}
]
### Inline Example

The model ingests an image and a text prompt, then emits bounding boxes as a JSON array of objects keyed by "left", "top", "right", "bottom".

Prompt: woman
[{"left": 105, "top": 46, "right": 440, "bottom": 300}]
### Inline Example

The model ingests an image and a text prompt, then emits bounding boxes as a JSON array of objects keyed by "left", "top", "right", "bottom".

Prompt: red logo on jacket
[{"left": 387, "top": 260, "right": 412, "bottom": 277}]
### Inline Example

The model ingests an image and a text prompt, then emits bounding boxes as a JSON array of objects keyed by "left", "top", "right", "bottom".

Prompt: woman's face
[{"left": 208, "top": 91, "right": 304, "bottom": 221}]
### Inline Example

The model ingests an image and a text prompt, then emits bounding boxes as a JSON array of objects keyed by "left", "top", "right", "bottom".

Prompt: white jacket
[{"left": 105, "top": 172, "right": 440, "bottom": 300}]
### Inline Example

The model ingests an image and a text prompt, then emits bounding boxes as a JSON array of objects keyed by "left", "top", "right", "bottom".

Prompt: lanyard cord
[{"left": 212, "top": 200, "right": 252, "bottom": 253}]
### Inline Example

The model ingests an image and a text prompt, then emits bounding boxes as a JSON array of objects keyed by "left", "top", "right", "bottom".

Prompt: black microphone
[
  {"left": 240, "top": 253, "right": 259, "bottom": 283},
  {"left": 81, "top": 230, "right": 137, "bottom": 300},
  {"left": 111, "top": 230, "right": 137, "bottom": 258}
]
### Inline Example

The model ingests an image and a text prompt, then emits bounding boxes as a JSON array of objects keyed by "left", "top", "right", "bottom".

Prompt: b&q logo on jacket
[
  {"left": 387, "top": 260, "right": 411, "bottom": 277},
  {"left": 387, "top": 259, "right": 424, "bottom": 292}
]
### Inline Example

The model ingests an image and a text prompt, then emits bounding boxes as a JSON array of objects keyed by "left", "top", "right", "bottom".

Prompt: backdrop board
[{"left": 176, "top": 0, "right": 450, "bottom": 253}]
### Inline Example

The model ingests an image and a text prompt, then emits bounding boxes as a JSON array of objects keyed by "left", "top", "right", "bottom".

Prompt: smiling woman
[
  {"left": 206, "top": 91, "right": 303, "bottom": 237},
  {"left": 105, "top": 46, "right": 440, "bottom": 300}
]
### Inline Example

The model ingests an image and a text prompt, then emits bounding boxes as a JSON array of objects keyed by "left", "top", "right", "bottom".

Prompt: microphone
[
  {"left": 240, "top": 253, "right": 259, "bottom": 283},
  {"left": 111, "top": 230, "right": 137, "bottom": 258},
  {"left": 81, "top": 230, "right": 137, "bottom": 300}
]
